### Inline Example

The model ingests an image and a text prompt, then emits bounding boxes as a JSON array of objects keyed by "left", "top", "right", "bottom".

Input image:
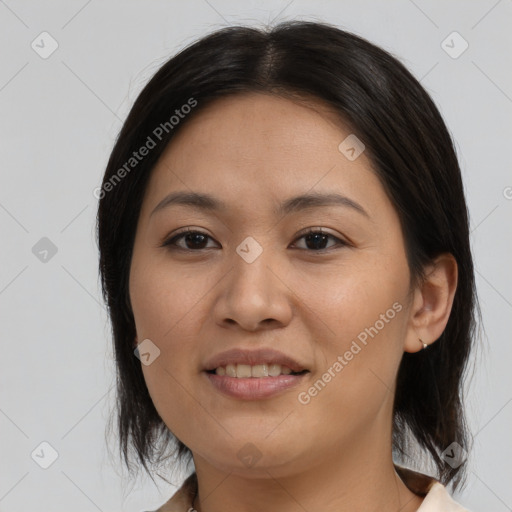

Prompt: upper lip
[{"left": 203, "top": 348, "right": 308, "bottom": 373}]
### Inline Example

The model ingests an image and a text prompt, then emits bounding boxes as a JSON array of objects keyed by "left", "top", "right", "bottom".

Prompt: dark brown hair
[{"left": 97, "top": 20, "right": 479, "bottom": 491}]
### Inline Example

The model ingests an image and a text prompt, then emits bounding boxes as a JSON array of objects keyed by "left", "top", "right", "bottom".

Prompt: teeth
[
  {"left": 237, "top": 364, "right": 252, "bottom": 378},
  {"left": 252, "top": 364, "right": 268, "bottom": 377},
  {"left": 215, "top": 363, "right": 297, "bottom": 377}
]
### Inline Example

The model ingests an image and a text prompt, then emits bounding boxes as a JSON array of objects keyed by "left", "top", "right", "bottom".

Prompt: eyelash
[{"left": 160, "top": 227, "right": 349, "bottom": 253}]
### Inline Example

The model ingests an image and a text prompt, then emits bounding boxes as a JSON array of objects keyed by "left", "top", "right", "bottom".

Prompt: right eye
[{"left": 161, "top": 229, "right": 220, "bottom": 251}]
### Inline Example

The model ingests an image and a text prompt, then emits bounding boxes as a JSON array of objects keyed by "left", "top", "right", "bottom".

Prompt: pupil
[
  {"left": 306, "top": 233, "right": 327, "bottom": 250},
  {"left": 184, "top": 233, "right": 329, "bottom": 250},
  {"left": 187, "top": 233, "right": 207, "bottom": 248}
]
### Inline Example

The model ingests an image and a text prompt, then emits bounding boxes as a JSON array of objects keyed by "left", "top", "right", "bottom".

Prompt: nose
[{"left": 211, "top": 249, "right": 294, "bottom": 332}]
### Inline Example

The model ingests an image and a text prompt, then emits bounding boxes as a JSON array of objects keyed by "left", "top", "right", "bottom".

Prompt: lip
[
  {"left": 203, "top": 348, "right": 308, "bottom": 373},
  {"left": 204, "top": 371, "right": 308, "bottom": 400},
  {"left": 203, "top": 348, "right": 309, "bottom": 401}
]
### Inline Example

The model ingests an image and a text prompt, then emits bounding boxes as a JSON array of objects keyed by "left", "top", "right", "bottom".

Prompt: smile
[{"left": 209, "top": 363, "right": 307, "bottom": 378}]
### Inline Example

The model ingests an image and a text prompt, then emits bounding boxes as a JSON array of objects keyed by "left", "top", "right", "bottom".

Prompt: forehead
[
  {"left": 139, "top": 92, "right": 386, "bottom": 221},
  {"left": 166, "top": 92, "right": 352, "bottom": 157}
]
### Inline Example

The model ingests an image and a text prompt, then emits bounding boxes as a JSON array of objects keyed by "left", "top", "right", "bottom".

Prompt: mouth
[
  {"left": 206, "top": 364, "right": 309, "bottom": 378},
  {"left": 202, "top": 348, "right": 310, "bottom": 400}
]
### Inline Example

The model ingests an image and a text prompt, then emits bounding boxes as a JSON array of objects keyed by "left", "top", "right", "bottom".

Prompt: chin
[{"left": 194, "top": 436, "right": 305, "bottom": 477}]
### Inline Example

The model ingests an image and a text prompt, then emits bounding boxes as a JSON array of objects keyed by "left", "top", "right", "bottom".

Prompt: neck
[{"left": 191, "top": 422, "right": 424, "bottom": 512}]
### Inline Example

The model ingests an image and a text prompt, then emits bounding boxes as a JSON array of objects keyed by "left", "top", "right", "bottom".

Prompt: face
[{"left": 129, "top": 92, "right": 416, "bottom": 477}]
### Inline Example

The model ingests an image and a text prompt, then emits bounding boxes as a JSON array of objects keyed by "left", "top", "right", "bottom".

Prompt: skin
[{"left": 128, "top": 92, "right": 458, "bottom": 512}]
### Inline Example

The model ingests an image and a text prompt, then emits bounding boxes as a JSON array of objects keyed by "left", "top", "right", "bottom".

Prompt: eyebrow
[{"left": 150, "top": 191, "right": 370, "bottom": 219}]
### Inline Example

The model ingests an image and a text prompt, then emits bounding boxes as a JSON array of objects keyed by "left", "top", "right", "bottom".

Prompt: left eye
[
  {"left": 161, "top": 229, "right": 346, "bottom": 252},
  {"left": 292, "top": 229, "right": 346, "bottom": 251}
]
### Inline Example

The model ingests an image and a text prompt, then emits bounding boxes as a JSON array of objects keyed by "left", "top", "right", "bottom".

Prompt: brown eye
[
  {"left": 162, "top": 230, "right": 218, "bottom": 251},
  {"left": 161, "top": 228, "right": 348, "bottom": 253},
  {"left": 292, "top": 229, "right": 347, "bottom": 251}
]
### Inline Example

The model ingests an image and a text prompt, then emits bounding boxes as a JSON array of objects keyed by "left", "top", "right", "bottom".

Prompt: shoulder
[
  {"left": 394, "top": 464, "right": 473, "bottom": 512},
  {"left": 419, "top": 482, "right": 472, "bottom": 511},
  {"left": 143, "top": 472, "right": 197, "bottom": 512}
]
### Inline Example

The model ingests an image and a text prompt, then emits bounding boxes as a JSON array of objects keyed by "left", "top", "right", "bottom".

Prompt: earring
[{"left": 419, "top": 338, "right": 428, "bottom": 350}]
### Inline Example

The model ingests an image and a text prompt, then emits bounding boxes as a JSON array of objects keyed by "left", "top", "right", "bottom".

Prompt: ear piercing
[{"left": 419, "top": 338, "right": 428, "bottom": 350}]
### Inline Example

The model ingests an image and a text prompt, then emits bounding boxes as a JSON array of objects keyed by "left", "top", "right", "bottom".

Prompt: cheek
[
  {"left": 129, "top": 252, "right": 212, "bottom": 342},
  {"left": 130, "top": 257, "right": 218, "bottom": 439},
  {"left": 288, "top": 252, "right": 408, "bottom": 343},
  {"left": 290, "top": 257, "right": 409, "bottom": 412}
]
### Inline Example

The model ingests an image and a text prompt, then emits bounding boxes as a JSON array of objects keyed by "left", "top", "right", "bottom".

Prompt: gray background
[{"left": 1, "top": 1, "right": 511, "bottom": 510}]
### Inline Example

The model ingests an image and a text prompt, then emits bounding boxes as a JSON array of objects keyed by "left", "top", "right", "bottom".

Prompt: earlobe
[{"left": 404, "top": 253, "right": 458, "bottom": 353}]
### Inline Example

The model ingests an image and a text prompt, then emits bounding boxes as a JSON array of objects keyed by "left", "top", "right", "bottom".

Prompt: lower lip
[{"left": 204, "top": 371, "right": 308, "bottom": 400}]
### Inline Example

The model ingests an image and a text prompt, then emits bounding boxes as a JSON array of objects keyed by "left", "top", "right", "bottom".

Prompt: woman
[{"left": 97, "top": 20, "right": 478, "bottom": 511}]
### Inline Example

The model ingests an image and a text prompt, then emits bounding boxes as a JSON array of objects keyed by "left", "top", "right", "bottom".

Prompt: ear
[{"left": 404, "top": 253, "right": 458, "bottom": 353}]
